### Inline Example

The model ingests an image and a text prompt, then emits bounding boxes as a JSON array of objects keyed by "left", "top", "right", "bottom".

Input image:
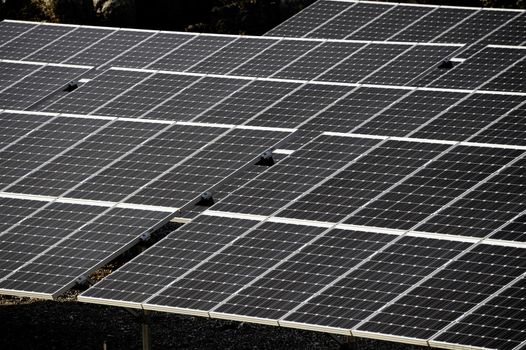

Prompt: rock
[{"left": 92, "top": 0, "right": 136, "bottom": 26}]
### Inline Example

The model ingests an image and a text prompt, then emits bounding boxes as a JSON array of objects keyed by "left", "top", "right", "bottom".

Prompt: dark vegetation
[{"left": 0, "top": 0, "right": 524, "bottom": 35}]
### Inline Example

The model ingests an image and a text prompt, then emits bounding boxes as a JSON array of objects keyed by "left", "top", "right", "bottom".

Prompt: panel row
[
  {"left": 25, "top": 68, "right": 526, "bottom": 148},
  {"left": 0, "top": 112, "right": 291, "bottom": 208},
  {"left": 80, "top": 213, "right": 526, "bottom": 350},
  {"left": 1, "top": 30, "right": 524, "bottom": 108},
  {"left": 212, "top": 134, "right": 526, "bottom": 242},
  {"left": 0, "top": 196, "right": 171, "bottom": 298},
  {"left": 266, "top": 0, "right": 525, "bottom": 59}
]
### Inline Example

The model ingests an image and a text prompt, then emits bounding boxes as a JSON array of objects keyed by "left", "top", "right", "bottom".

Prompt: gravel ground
[{"left": 0, "top": 293, "right": 427, "bottom": 350}]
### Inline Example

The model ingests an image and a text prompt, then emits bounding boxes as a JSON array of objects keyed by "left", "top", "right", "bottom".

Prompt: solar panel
[
  {"left": 0, "top": 20, "right": 37, "bottom": 44},
  {"left": 281, "top": 236, "right": 472, "bottom": 330},
  {"left": 264, "top": 1, "right": 352, "bottom": 38},
  {"left": 187, "top": 37, "right": 279, "bottom": 75},
  {"left": 316, "top": 43, "right": 411, "bottom": 83},
  {"left": 346, "top": 5, "right": 433, "bottom": 41},
  {"left": 63, "top": 29, "right": 155, "bottom": 67},
  {"left": 357, "top": 245, "right": 526, "bottom": 341},
  {"left": 0, "top": 197, "right": 172, "bottom": 298},
  {"left": 194, "top": 80, "right": 301, "bottom": 125},
  {"left": 428, "top": 47, "right": 525, "bottom": 90},
  {"left": 23, "top": 26, "right": 113, "bottom": 63},
  {"left": 0, "top": 61, "right": 42, "bottom": 90},
  {"left": 93, "top": 73, "right": 201, "bottom": 118},
  {"left": 432, "top": 9, "right": 520, "bottom": 45},
  {"left": 109, "top": 32, "right": 195, "bottom": 69},
  {"left": 271, "top": 41, "right": 364, "bottom": 80},
  {"left": 411, "top": 93, "right": 525, "bottom": 141},
  {"left": 362, "top": 44, "right": 461, "bottom": 86},
  {"left": 353, "top": 90, "right": 468, "bottom": 137},
  {"left": 1, "top": 1, "right": 526, "bottom": 348},
  {"left": 43, "top": 69, "right": 152, "bottom": 114},
  {"left": 142, "top": 76, "right": 250, "bottom": 122},
  {"left": 306, "top": 2, "right": 394, "bottom": 39},
  {"left": 148, "top": 35, "right": 235, "bottom": 72},
  {"left": 459, "top": 12, "right": 526, "bottom": 58},
  {"left": 430, "top": 277, "right": 526, "bottom": 349},
  {"left": 482, "top": 53, "right": 526, "bottom": 93},
  {"left": 0, "top": 23, "right": 75, "bottom": 60},
  {"left": 390, "top": 7, "right": 476, "bottom": 43},
  {"left": 471, "top": 101, "right": 526, "bottom": 146},
  {"left": 228, "top": 39, "right": 321, "bottom": 78},
  {"left": 0, "top": 64, "right": 90, "bottom": 110}
]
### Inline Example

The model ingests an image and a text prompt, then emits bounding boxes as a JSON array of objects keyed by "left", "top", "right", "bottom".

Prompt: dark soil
[{"left": 0, "top": 294, "right": 427, "bottom": 350}]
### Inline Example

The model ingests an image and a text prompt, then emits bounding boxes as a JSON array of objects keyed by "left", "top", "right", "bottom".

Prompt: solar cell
[
  {"left": 229, "top": 39, "right": 321, "bottom": 78},
  {"left": 297, "top": 87, "right": 408, "bottom": 134},
  {"left": 0, "top": 202, "right": 104, "bottom": 277},
  {"left": 264, "top": 1, "right": 352, "bottom": 38},
  {"left": 0, "top": 64, "right": 90, "bottom": 110},
  {"left": 0, "top": 197, "right": 44, "bottom": 232},
  {"left": 109, "top": 32, "right": 195, "bottom": 69},
  {"left": 490, "top": 213, "right": 526, "bottom": 242},
  {"left": 148, "top": 35, "right": 235, "bottom": 72},
  {"left": 0, "top": 23, "right": 75, "bottom": 60},
  {"left": 347, "top": 5, "right": 432, "bottom": 41},
  {"left": 63, "top": 29, "right": 154, "bottom": 67},
  {"left": 66, "top": 124, "right": 227, "bottom": 202},
  {"left": 148, "top": 222, "right": 328, "bottom": 312},
  {"left": 187, "top": 37, "right": 279, "bottom": 75},
  {"left": 24, "top": 27, "right": 113, "bottom": 63},
  {"left": 306, "top": 2, "right": 394, "bottom": 39}
]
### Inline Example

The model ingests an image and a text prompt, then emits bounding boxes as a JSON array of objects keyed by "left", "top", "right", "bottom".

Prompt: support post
[{"left": 141, "top": 311, "right": 152, "bottom": 350}]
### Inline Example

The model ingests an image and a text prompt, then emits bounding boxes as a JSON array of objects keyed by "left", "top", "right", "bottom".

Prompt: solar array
[{"left": 0, "top": 0, "right": 525, "bottom": 349}]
